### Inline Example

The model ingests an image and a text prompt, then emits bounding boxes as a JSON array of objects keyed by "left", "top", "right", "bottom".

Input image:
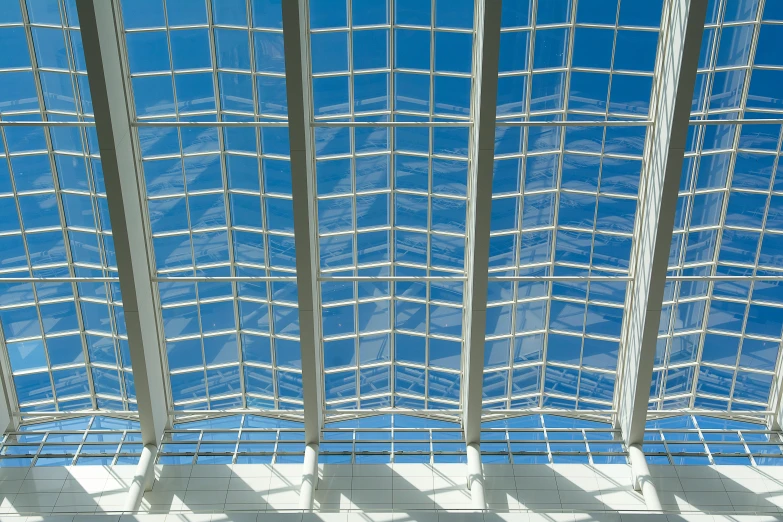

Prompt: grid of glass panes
[
  {"left": 0, "top": 416, "right": 141, "bottom": 467},
  {"left": 320, "top": 413, "right": 465, "bottom": 463},
  {"left": 159, "top": 414, "right": 307, "bottom": 465},
  {"left": 644, "top": 415, "right": 783, "bottom": 466},
  {"left": 653, "top": 0, "right": 783, "bottom": 412},
  {"left": 119, "top": 0, "right": 303, "bottom": 410},
  {"left": 158, "top": 414, "right": 469, "bottom": 464},
  {"left": 309, "top": 0, "right": 474, "bottom": 409},
  {"left": 485, "top": 0, "right": 663, "bottom": 409},
  {"left": 480, "top": 414, "right": 625, "bottom": 464},
  {"left": 0, "top": 0, "right": 133, "bottom": 412}
]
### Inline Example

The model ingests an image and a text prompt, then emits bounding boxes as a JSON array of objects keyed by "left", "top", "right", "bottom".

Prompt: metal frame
[
  {"left": 2, "top": 0, "right": 782, "bottom": 454},
  {"left": 75, "top": 0, "right": 169, "bottom": 446},
  {"left": 463, "top": 0, "right": 502, "bottom": 444},
  {"left": 0, "top": 0, "right": 131, "bottom": 414},
  {"left": 615, "top": 0, "right": 709, "bottom": 446},
  {"left": 281, "top": 0, "right": 323, "bottom": 447},
  {"left": 649, "top": 0, "right": 783, "bottom": 421},
  {"left": 462, "top": 0, "right": 502, "bottom": 508}
]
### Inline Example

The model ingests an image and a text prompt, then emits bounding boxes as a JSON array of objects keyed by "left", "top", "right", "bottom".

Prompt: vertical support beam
[
  {"left": 0, "top": 372, "right": 14, "bottom": 434},
  {"left": 616, "top": 0, "right": 707, "bottom": 447},
  {"left": 463, "top": 0, "right": 502, "bottom": 445},
  {"left": 123, "top": 443, "right": 157, "bottom": 512},
  {"left": 281, "top": 0, "right": 323, "bottom": 447},
  {"left": 75, "top": 0, "right": 168, "bottom": 447},
  {"left": 298, "top": 442, "right": 319, "bottom": 510},
  {"left": 463, "top": 0, "right": 501, "bottom": 511},
  {"left": 770, "top": 357, "right": 783, "bottom": 429},
  {"left": 629, "top": 444, "right": 662, "bottom": 511},
  {"left": 466, "top": 442, "right": 486, "bottom": 510}
]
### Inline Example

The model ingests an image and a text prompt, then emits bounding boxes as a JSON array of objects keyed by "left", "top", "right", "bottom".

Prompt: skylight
[
  {"left": 121, "top": 0, "right": 302, "bottom": 410},
  {"left": 0, "top": 0, "right": 133, "bottom": 412},
  {"left": 485, "top": 0, "right": 662, "bottom": 410},
  {"left": 652, "top": 0, "right": 783, "bottom": 412},
  {"left": 0, "top": 0, "right": 781, "bottom": 431}
]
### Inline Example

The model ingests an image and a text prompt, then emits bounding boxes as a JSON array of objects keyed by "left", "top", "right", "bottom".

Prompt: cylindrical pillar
[
  {"left": 629, "top": 443, "right": 662, "bottom": 511},
  {"left": 123, "top": 443, "right": 158, "bottom": 512},
  {"left": 298, "top": 442, "right": 319, "bottom": 510},
  {"left": 466, "top": 442, "right": 486, "bottom": 510}
]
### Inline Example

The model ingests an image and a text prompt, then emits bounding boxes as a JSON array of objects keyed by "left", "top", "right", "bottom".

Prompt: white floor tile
[
  {"left": 188, "top": 465, "right": 233, "bottom": 479},
  {"left": 182, "top": 490, "right": 229, "bottom": 506},
  {"left": 319, "top": 465, "right": 353, "bottom": 479},
  {"left": 684, "top": 490, "right": 734, "bottom": 506},
  {"left": 391, "top": 464, "right": 433, "bottom": 477},
  {"left": 350, "top": 477, "right": 392, "bottom": 491},
  {"left": 231, "top": 465, "right": 275, "bottom": 479},
  {"left": 153, "top": 478, "right": 191, "bottom": 492},
  {"left": 318, "top": 477, "right": 352, "bottom": 491},
  {"left": 187, "top": 478, "right": 230, "bottom": 491},
  {"left": 17, "top": 480, "right": 64, "bottom": 494},
  {"left": 11, "top": 493, "right": 60, "bottom": 508},
  {"left": 675, "top": 467, "right": 720, "bottom": 480},
  {"left": 392, "top": 476, "right": 434, "bottom": 492},
  {"left": 514, "top": 476, "right": 557, "bottom": 491},
  {"left": 351, "top": 466, "right": 392, "bottom": 478}
]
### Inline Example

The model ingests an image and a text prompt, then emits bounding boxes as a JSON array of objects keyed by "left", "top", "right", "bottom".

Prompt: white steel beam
[
  {"left": 463, "top": 0, "right": 503, "bottom": 446},
  {"left": 75, "top": 0, "right": 169, "bottom": 447},
  {"left": 463, "top": 0, "right": 502, "bottom": 510},
  {"left": 616, "top": 0, "right": 708, "bottom": 446},
  {"left": 0, "top": 372, "right": 14, "bottom": 434},
  {"left": 281, "top": 0, "right": 323, "bottom": 448}
]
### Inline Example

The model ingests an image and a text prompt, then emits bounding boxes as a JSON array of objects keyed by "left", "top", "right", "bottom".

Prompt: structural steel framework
[{"left": 0, "top": 0, "right": 782, "bottom": 505}]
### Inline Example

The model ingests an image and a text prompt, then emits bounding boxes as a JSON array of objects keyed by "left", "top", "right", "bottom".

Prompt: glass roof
[
  {"left": 484, "top": 0, "right": 661, "bottom": 410},
  {"left": 0, "top": 0, "right": 781, "bottom": 425},
  {"left": 120, "top": 0, "right": 301, "bottom": 410},
  {"left": 311, "top": 0, "right": 474, "bottom": 410},
  {"left": 652, "top": 0, "right": 783, "bottom": 413},
  {"left": 0, "top": 0, "right": 133, "bottom": 412}
]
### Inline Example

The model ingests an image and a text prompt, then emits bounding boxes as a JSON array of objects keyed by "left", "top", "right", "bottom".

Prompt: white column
[
  {"left": 281, "top": 0, "right": 323, "bottom": 448},
  {"left": 299, "top": 442, "right": 319, "bottom": 511},
  {"left": 616, "top": 0, "right": 708, "bottom": 447},
  {"left": 467, "top": 442, "right": 486, "bottom": 510},
  {"left": 123, "top": 443, "right": 157, "bottom": 512},
  {"left": 75, "top": 0, "right": 169, "bottom": 446},
  {"left": 629, "top": 444, "right": 662, "bottom": 511},
  {"left": 462, "top": 1, "right": 501, "bottom": 510}
]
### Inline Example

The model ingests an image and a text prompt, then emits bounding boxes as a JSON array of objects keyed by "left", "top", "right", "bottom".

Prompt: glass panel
[
  {"left": 486, "top": 0, "right": 658, "bottom": 408},
  {"left": 120, "top": 0, "right": 299, "bottom": 409},
  {"left": 653, "top": 0, "right": 781, "bottom": 412},
  {"left": 1, "top": 0, "right": 132, "bottom": 412},
  {"left": 310, "top": 0, "right": 474, "bottom": 410}
]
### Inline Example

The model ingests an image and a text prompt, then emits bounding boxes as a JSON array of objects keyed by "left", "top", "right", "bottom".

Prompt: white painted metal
[
  {"left": 615, "top": 0, "right": 709, "bottom": 446},
  {"left": 123, "top": 443, "right": 157, "bottom": 512},
  {"left": 463, "top": 0, "right": 503, "bottom": 446},
  {"left": 281, "top": 0, "right": 323, "bottom": 446},
  {"left": 299, "top": 442, "right": 319, "bottom": 511},
  {"left": 2, "top": 118, "right": 783, "bottom": 128},
  {"left": 0, "top": 375, "right": 14, "bottom": 434},
  {"left": 9, "top": 274, "right": 783, "bottom": 284},
  {"left": 75, "top": 0, "right": 169, "bottom": 446},
  {"left": 466, "top": 442, "right": 486, "bottom": 510},
  {"left": 629, "top": 443, "right": 662, "bottom": 511}
]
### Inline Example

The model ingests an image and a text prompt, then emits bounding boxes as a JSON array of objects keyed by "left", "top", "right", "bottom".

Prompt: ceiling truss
[{"left": 0, "top": 0, "right": 779, "bottom": 443}]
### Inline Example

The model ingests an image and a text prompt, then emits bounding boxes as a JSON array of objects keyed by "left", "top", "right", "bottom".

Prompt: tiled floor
[{"left": 1, "top": 463, "right": 783, "bottom": 516}]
